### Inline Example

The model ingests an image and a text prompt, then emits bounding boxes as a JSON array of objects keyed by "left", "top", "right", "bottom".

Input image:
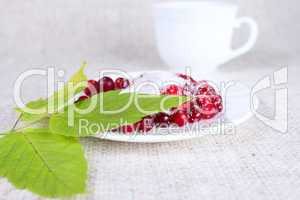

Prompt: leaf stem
[
  {"left": 14, "top": 117, "right": 49, "bottom": 132},
  {"left": 11, "top": 113, "right": 23, "bottom": 131}
]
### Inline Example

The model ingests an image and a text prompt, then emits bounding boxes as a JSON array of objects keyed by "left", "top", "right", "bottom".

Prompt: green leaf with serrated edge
[
  {"left": 49, "top": 90, "right": 190, "bottom": 137},
  {"left": 0, "top": 128, "right": 87, "bottom": 197},
  {"left": 15, "top": 98, "right": 49, "bottom": 122},
  {"left": 16, "top": 62, "right": 88, "bottom": 123},
  {"left": 47, "top": 62, "right": 87, "bottom": 113}
]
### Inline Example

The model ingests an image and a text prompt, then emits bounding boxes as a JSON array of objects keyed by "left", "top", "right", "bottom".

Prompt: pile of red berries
[
  {"left": 76, "top": 73, "right": 223, "bottom": 134},
  {"left": 115, "top": 74, "right": 223, "bottom": 134},
  {"left": 76, "top": 76, "right": 130, "bottom": 102}
]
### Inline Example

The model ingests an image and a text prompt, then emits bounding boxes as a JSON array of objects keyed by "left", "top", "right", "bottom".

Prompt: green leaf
[
  {"left": 49, "top": 90, "right": 190, "bottom": 137},
  {"left": 47, "top": 62, "right": 88, "bottom": 112},
  {"left": 16, "top": 62, "right": 88, "bottom": 123},
  {"left": 15, "top": 99, "right": 49, "bottom": 122},
  {"left": 0, "top": 128, "right": 87, "bottom": 198}
]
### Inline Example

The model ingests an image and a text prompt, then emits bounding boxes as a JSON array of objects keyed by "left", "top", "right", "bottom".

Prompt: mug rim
[{"left": 153, "top": 1, "right": 238, "bottom": 9}]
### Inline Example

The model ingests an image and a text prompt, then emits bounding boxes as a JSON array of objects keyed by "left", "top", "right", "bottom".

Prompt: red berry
[
  {"left": 84, "top": 87, "right": 92, "bottom": 97},
  {"left": 216, "top": 103, "right": 223, "bottom": 112},
  {"left": 187, "top": 103, "right": 202, "bottom": 123},
  {"left": 84, "top": 79, "right": 100, "bottom": 96},
  {"left": 161, "top": 84, "right": 182, "bottom": 95},
  {"left": 211, "top": 95, "right": 222, "bottom": 104},
  {"left": 119, "top": 124, "right": 135, "bottom": 134},
  {"left": 88, "top": 80, "right": 99, "bottom": 92},
  {"left": 171, "top": 110, "right": 188, "bottom": 127},
  {"left": 196, "top": 95, "right": 219, "bottom": 116},
  {"left": 135, "top": 116, "right": 154, "bottom": 132},
  {"left": 189, "top": 110, "right": 202, "bottom": 123},
  {"left": 154, "top": 112, "right": 170, "bottom": 127},
  {"left": 115, "top": 77, "right": 130, "bottom": 89},
  {"left": 198, "top": 87, "right": 207, "bottom": 94},
  {"left": 99, "top": 76, "right": 115, "bottom": 92},
  {"left": 211, "top": 95, "right": 223, "bottom": 112},
  {"left": 76, "top": 95, "right": 89, "bottom": 103},
  {"left": 196, "top": 85, "right": 216, "bottom": 96},
  {"left": 79, "top": 95, "right": 89, "bottom": 101},
  {"left": 203, "top": 102, "right": 214, "bottom": 112},
  {"left": 196, "top": 96, "right": 210, "bottom": 107}
]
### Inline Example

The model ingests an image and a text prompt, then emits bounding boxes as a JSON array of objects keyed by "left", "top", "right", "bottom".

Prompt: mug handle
[{"left": 229, "top": 17, "right": 258, "bottom": 59}]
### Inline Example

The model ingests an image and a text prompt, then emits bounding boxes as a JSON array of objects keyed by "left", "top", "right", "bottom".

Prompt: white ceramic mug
[{"left": 153, "top": 1, "right": 258, "bottom": 73}]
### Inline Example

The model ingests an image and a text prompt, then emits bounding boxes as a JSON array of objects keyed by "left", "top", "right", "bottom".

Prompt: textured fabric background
[{"left": 0, "top": 0, "right": 299, "bottom": 199}]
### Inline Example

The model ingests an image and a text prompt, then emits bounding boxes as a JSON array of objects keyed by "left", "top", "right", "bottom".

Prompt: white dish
[{"left": 93, "top": 71, "right": 259, "bottom": 143}]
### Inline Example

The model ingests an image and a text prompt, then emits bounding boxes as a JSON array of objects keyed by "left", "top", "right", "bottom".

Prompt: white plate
[{"left": 93, "top": 71, "right": 259, "bottom": 143}]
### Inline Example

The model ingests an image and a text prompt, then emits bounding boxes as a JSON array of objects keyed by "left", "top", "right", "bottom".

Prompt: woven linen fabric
[
  {"left": 0, "top": 64, "right": 299, "bottom": 200},
  {"left": 0, "top": 0, "right": 299, "bottom": 199}
]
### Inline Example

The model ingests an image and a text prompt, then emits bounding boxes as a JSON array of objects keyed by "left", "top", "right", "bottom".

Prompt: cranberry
[
  {"left": 196, "top": 95, "right": 219, "bottom": 115},
  {"left": 196, "top": 85, "right": 216, "bottom": 96},
  {"left": 188, "top": 111, "right": 202, "bottom": 123},
  {"left": 196, "top": 96, "right": 210, "bottom": 107},
  {"left": 115, "top": 77, "right": 130, "bottom": 89},
  {"left": 170, "top": 110, "right": 188, "bottom": 127},
  {"left": 84, "top": 87, "right": 92, "bottom": 97},
  {"left": 84, "top": 79, "right": 100, "bottom": 96},
  {"left": 154, "top": 112, "right": 170, "bottom": 127},
  {"left": 99, "top": 76, "right": 115, "bottom": 92},
  {"left": 216, "top": 103, "right": 223, "bottom": 112},
  {"left": 188, "top": 116, "right": 194, "bottom": 123},
  {"left": 119, "top": 124, "right": 135, "bottom": 134},
  {"left": 161, "top": 84, "right": 182, "bottom": 95},
  {"left": 210, "top": 95, "right": 223, "bottom": 112},
  {"left": 211, "top": 95, "right": 222, "bottom": 104},
  {"left": 202, "top": 102, "right": 214, "bottom": 112},
  {"left": 135, "top": 116, "right": 154, "bottom": 132},
  {"left": 88, "top": 80, "right": 99, "bottom": 92},
  {"left": 76, "top": 95, "right": 89, "bottom": 103}
]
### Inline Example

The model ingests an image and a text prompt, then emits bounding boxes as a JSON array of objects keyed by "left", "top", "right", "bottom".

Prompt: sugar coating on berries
[{"left": 101, "top": 72, "right": 224, "bottom": 134}]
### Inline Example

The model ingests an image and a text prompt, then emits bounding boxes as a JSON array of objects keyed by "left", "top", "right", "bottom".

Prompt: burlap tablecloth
[
  {"left": 0, "top": 0, "right": 299, "bottom": 199},
  {"left": 0, "top": 62, "right": 299, "bottom": 200}
]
